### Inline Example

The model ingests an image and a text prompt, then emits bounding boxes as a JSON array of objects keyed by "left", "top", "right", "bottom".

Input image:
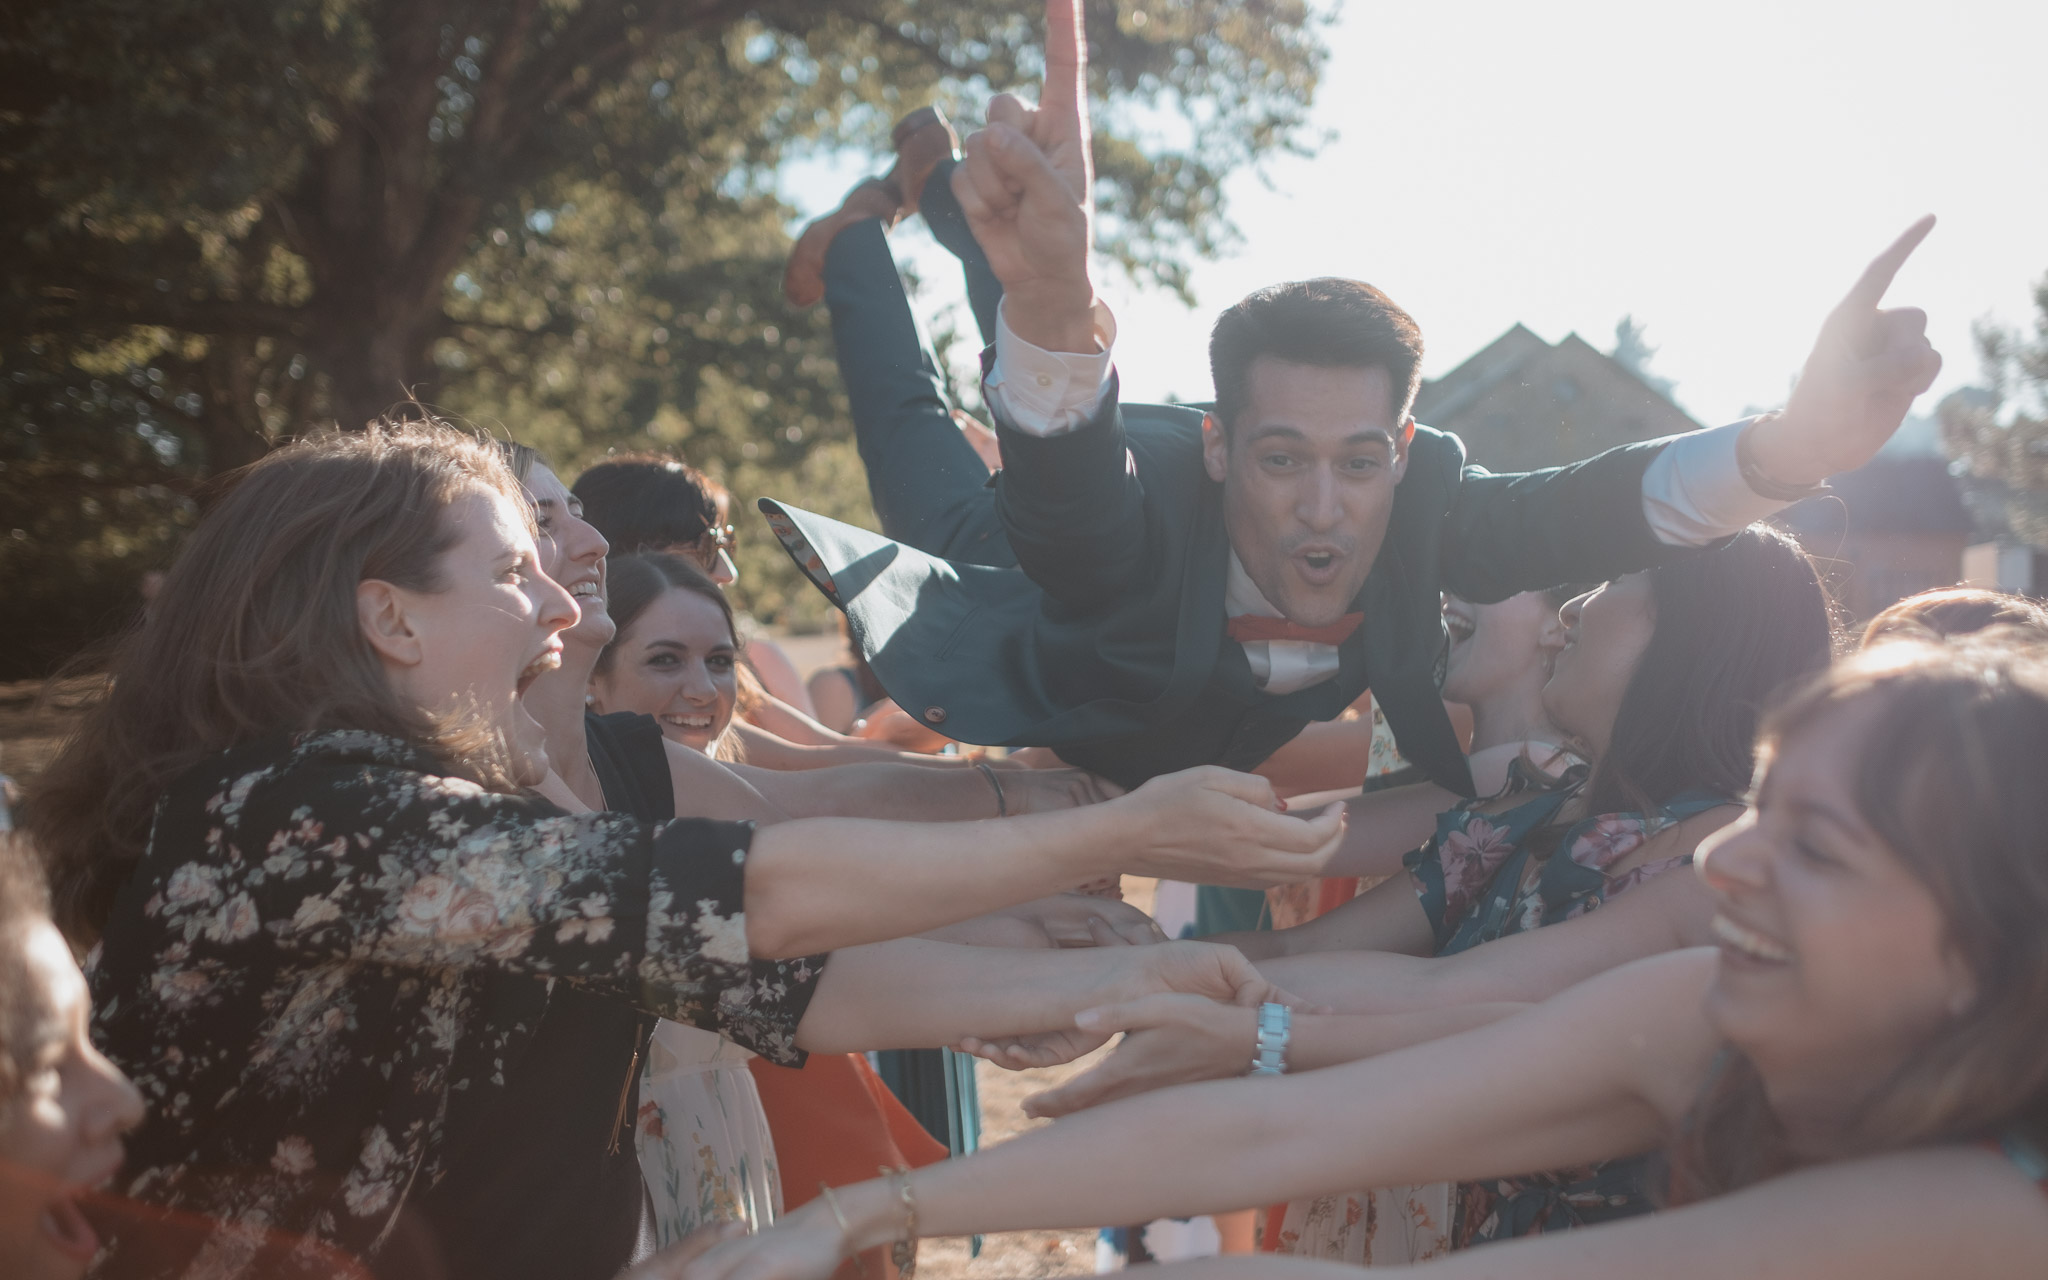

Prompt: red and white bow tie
[{"left": 1225, "top": 612, "right": 1364, "bottom": 647}]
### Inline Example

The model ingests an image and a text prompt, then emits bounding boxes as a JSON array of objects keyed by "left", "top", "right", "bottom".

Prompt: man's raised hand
[
  {"left": 950, "top": 0, "right": 1098, "bottom": 352},
  {"left": 1750, "top": 216, "right": 1944, "bottom": 486}
]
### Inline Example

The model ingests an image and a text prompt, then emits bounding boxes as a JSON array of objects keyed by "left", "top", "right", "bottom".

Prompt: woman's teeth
[
  {"left": 570, "top": 581, "right": 602, "bottom": 600},
  {"left": 516, "top": 650, "right": 563, "bottom": 693},
  {"left": 1711, "top": 914, "right": 1794, "bottom": 964},
  {"left": 661, "top": 714, "right": 714, "bottom": 731},
  {"left": 1444, "top": 614, "right": 1476, "bottom": 643}
]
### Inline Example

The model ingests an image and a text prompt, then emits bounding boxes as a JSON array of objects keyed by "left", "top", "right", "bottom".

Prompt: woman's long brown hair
[
  {"left": 22, "top": 420, "right": 528, "bottom": 942},
  {"left": 1667, "top": 634, "right": 2048, "bottom": 1200}
]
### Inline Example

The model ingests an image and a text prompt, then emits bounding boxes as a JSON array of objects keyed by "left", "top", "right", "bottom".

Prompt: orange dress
[{"left": 748, "top": 1053, "right": 949, "bottom": 1280}]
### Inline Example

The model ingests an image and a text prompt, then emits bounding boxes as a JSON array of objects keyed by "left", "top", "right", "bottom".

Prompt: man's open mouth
[{"left": 1443, "top": 611, "right": 1476, "bottom": 645}]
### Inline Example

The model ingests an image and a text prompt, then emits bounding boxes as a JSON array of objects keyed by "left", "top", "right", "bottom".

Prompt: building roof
[
  {"left": 1411, "top": 323, "right": 1701, "bottom": 472},
  {"left": 1777, "top": 455, "right": 1974, "bottom": 537}
]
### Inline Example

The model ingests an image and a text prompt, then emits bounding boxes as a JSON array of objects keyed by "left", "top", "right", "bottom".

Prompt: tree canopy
[
  {"left": 0, "top": 0, "right": 1330, "bottom": 677},
  {"left": 1940, "top": 276, "right": 2048, "bottom": 551}
]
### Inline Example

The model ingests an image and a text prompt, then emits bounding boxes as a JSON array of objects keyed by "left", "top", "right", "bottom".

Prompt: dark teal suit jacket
[{"left": 764, "top": 389, "right": 1684, "bottom": 796}]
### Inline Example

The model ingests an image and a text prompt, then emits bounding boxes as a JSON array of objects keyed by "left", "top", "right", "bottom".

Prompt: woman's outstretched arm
[
  {"left": 668, "top": 951, "right": 1724, "bottom": 1280},
  {"left": 791, "top": 937, "right": 1282, "bottom": 1054},
  {"left": 1051, "top": 1145, "right": 2048, "bottom": 1280},
  {"left": 741, "top": 768, "right": 1343, "bottom": 957},
  {"left": 1251, "top": 831, "right": 1726, "bottom": 1013}
]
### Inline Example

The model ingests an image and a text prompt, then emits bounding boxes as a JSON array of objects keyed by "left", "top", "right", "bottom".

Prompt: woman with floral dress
[
  {"left": 21, "top": 422, "right": 1340, "bottom": 1280},
  {"left": 978, "top": 526, "right": 1837, "bottom": 1255}
]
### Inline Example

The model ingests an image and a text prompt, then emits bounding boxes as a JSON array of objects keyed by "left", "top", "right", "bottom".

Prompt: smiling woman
[
  {"left": 18, "top": 419, "right": 1345, "bottom": 1280},
  {"left": 591, "top": 553, "right": 743, "bottom": 757}
]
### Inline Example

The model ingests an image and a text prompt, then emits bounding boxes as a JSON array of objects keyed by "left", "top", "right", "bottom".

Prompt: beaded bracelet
[{"left": 881, "top": 1165, "right": 918, "bottom": 1278}]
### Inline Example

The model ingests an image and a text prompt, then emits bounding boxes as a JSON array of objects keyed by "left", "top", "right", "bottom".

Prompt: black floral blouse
[{"left": 86, "top": 729, "right": 823, "bottom": 1278}]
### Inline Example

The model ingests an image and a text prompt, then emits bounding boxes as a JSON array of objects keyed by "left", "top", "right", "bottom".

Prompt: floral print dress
[
  {"left": 1405, "top": 770, "right": 1731, "bottom": 1247},
  {"left": 87, "top": 730, "right": 824, "bottom": 1280}
]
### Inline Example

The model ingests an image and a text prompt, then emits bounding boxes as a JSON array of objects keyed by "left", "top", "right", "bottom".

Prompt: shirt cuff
[
  {"left": 984, "top": 297, "right": 1119, "bottom": 437},
  {"left": 1641, "top": 417, "right": 1793, "bottom": 547}
]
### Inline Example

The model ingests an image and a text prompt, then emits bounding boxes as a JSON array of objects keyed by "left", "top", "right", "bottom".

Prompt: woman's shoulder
[{"left": 157, "top": 729, "right": 497, "bottom": 840}]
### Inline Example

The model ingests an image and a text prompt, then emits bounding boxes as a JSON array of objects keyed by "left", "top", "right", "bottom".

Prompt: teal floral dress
[{"left": 1405, "top": 767, "right": 1731, "bottom": 1245}]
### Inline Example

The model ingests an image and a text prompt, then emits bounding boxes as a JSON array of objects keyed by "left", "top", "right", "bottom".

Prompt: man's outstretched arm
[
  {"left": 950, "top": 0, "right": 1157, "bottom": 604},
  {"left": 1444, "top": 218, "right": 1943, "bottom": 599}
]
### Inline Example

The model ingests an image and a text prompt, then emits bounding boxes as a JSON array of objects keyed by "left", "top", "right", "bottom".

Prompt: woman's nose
[
  {"left": 81, "top": 1046, "right": 145, "bottom": 1139},
  {"left": 568, "top": 514, "right": 609, "bottom": 567},
  {"left": 533, "top": 567, "right": 579, "bottom": 633},
  {"left": 1558, "top": 593, "right": 1587, "bottom": 629},
  {"left": 680, "top": 665, "right": 717, "bottom": 704},
  {"left": 1695, "top": 813, "right": 1771, "bottom": 894}
]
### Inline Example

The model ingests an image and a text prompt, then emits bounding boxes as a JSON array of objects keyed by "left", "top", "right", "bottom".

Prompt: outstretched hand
[
  {"left": 959, "top": 936, "right": 1307, "bottom": 1074},
  {"left": 950, "top": 0, "right": 1097, "bottom": 352},
  {"left": 1120, "top": 766, "right": 1346, "bottom": 888},
  {"left": 1750, "top": 216, "right": 1944, "bottom": 485},
  {"left": 1020, "top": 992, "right": 1262, "bottom": 1118}
]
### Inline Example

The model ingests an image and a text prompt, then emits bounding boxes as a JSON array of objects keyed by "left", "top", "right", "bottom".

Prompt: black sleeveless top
[{"left": 407, "top": 714, "right": 671, "bottom": 1280}]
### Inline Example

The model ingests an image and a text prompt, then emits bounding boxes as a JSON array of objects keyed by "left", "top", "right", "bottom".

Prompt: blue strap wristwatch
[{"left": 1249, "top": 1002, "right": 1291, "bottom": 1076}]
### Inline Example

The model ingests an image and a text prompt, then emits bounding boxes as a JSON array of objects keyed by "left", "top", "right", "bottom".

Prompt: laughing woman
[
  {"left": 662, "top": 636, "right": 2048, "bottom": 1280},
  {"left": 21, "top": 421, "right": 1337, "bottom": 1280},
  {"left": 505, "top": 455, "right": 1162, "bottom": 1265}
]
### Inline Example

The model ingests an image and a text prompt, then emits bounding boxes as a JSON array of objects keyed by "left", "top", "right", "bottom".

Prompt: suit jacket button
[{"left": 923, "top": 706, "right": 948, "bottom": 725}]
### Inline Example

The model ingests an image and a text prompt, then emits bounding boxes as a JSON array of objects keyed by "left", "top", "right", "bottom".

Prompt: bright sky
[{"left": 786, "top": 0, "right": 2048, "bottom": 430}]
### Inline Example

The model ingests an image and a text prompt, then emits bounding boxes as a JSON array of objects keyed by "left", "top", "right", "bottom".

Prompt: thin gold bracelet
[
  {"left": 973, "top": 760, "right": 1007, "bottom": 818},
  {"left": 880, "top": 1165, "right": 918, "bottom": 1279},
  {"left": 818, "top": 1183, "right": 868, "bottom": 1279}
]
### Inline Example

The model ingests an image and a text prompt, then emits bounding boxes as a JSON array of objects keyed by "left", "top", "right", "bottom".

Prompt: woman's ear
[{"left": 357, "top": 579, "right": 423, "bottom": 668}]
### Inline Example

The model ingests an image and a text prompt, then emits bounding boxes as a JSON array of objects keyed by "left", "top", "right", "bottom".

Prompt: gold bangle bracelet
[{"left": 818, "top": 1183, "right": 868, "bottom": 1279}]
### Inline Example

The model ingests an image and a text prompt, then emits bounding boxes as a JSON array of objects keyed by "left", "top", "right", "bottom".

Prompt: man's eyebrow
[{"left": 1245, "top": 425, "right": 1308, "bottom": 445}]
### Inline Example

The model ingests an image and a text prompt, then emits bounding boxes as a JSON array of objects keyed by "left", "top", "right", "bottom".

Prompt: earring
[{"left": 584, "top": 694, "right": 597, "bottom": 707}]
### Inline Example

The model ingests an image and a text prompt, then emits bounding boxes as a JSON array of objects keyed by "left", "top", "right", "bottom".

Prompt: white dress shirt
[{"left": 984, "top": 300, "right": 1795, "bottom": 693}]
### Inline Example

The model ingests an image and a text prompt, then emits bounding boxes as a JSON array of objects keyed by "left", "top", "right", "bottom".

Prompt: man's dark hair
[
  {"left": 571, "top": 452, "right": 727, "bottom": 554},
  {"left": 1208, "top": 278, "right": 1425, "bottom": 433}
]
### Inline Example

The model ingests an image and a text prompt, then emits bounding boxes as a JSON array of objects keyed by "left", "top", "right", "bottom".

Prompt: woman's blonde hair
[
  {"left": 1669, "top": 633, "right": 2048, "bottom": 1198},
  {"left": 24, "top": 419, "right": 530, "bottom": 941},
  {"left": 1861, "top": 585, "right": 2048, "bottom": 648}
]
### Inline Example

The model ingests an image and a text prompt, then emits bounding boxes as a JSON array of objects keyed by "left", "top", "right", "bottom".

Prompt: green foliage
[
  {"left": 0, "top": 0, "right": 1330, "bottom": 677},
  {"left": 1939, "top": 276, "right": 2048, "bottom": 550}
]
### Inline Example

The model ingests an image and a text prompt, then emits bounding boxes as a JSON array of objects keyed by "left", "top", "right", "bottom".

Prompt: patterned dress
[
  {"left": 1406, "top": 770, "right": 1731, "bottom": 1246},
  {"left": 1268, "top": 744, "right": 1580, "bottom": 1268},
  {"left": 87, "top": 729, "right": 824, "bottom": 1279}
]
